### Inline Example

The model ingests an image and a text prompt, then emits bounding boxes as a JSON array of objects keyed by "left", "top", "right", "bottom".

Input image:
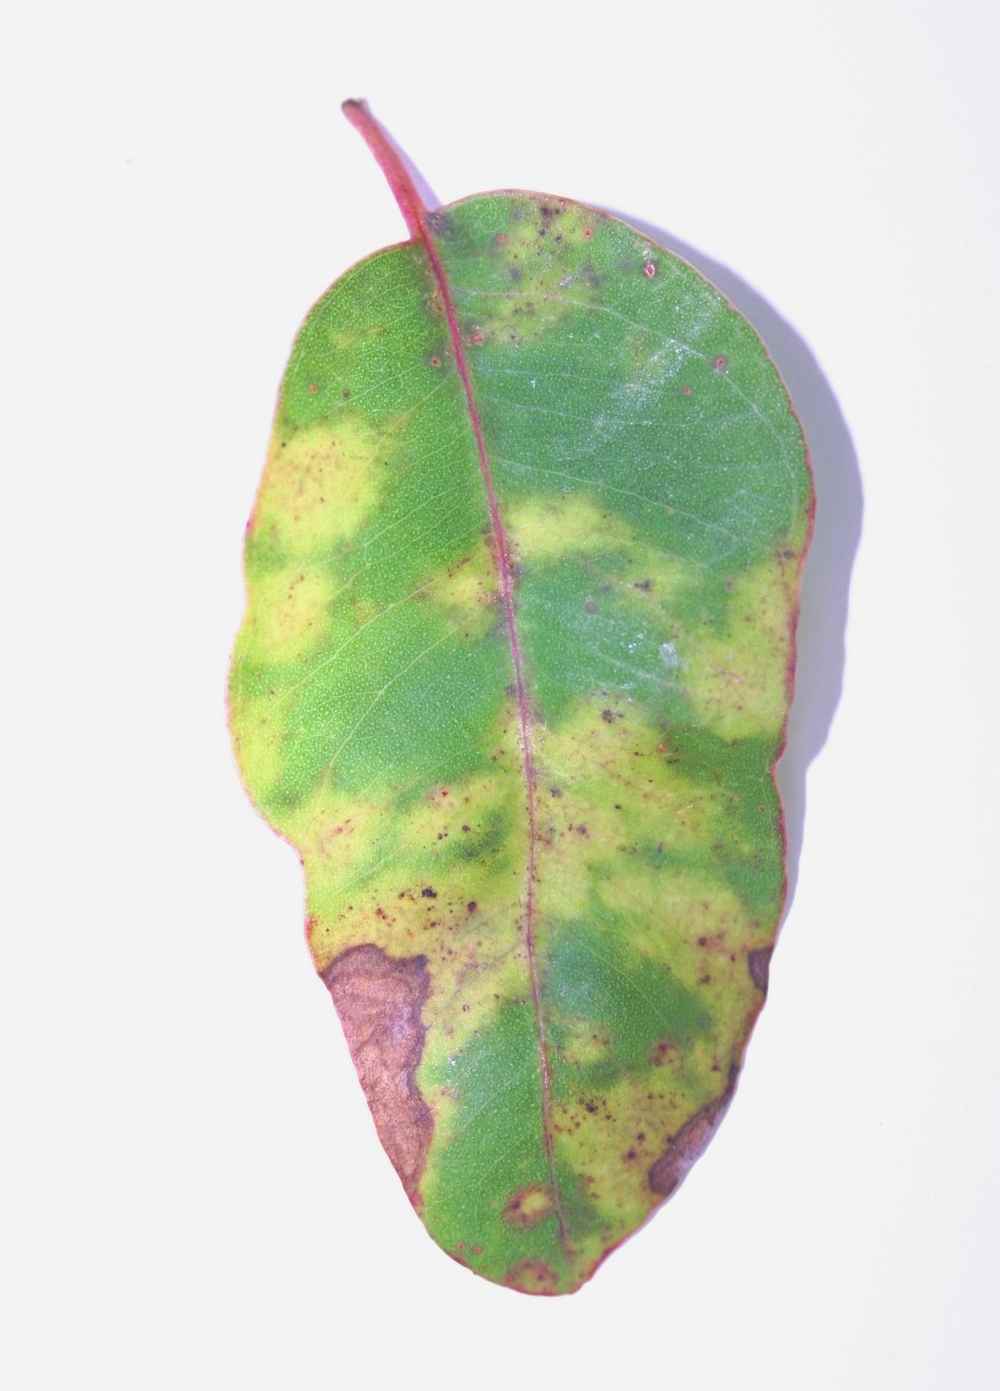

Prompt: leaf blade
[{"left": 230, "top": 128, "right": 812, "bottom": 1295}]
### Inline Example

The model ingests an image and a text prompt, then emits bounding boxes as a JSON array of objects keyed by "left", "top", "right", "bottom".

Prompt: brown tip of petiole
[{"left": 341, "top": 97, "right": 427, "bottom": 241}]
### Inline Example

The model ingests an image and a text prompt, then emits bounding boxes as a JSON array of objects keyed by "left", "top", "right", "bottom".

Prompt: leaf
[{"left": 229, "top": 100, "right": 813, "bottom": 1296}]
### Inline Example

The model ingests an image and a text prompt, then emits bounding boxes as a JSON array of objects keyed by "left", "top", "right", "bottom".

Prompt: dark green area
[
  {"left": 245, "top": 242, "right": 520, "bottom": 814},
  {"left": 516, "top": 551, "right": 689, "bottom": 725},
  {"left": 280, "top": 243, "right": 445, "bottom": 433},
  {"left": 544, "top": 918, "right": 712, "bottom": 1096},
  {"left": 624, "top": 727, "right": 784, "bottom": 920},
  {"left": 266, "top": 623, "right": 510, "bottom": 812},
  {"left": 420, "top": 1000, "right": 573, "bottom": 1283},
  {"left": 439, "top": 194, "right": 810, "bottom": 577},
  {"left": 443, "top": 808, "right": 511, "bottom": 863},
  {"left": 667, "top": 726, "right": 784, "bottom": 918}
]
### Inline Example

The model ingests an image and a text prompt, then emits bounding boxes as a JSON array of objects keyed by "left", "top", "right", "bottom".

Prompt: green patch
[
  {"left": 544, "top": 918, "right": 712, "bottom": 1096},
  {"left": 420, "top": 999, "right": 563, "bottom": 1284}
]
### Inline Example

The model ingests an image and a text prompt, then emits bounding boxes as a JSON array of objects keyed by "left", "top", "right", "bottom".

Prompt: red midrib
[{"left": 343, "top": 101, "right": 566, "bottom": 1251}]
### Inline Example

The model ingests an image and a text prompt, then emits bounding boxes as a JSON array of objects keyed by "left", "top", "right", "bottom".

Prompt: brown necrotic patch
[
  {"left": 648, "top": 1068, "right": 738, "bottom": 1199},
  {"left": 747, "top": 945, "right": 772, "bottom": 994},
  {"left": 502, "top": 1184, "right": 554, "bottom": 1229},
  {"left": 322, "top": 944, "right": 433, "bottom": 1206}
]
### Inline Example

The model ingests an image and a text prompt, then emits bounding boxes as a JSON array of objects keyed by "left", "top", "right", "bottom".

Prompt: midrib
[{"left": 342, "top": 101, "right": 568, "bottom": 1256}]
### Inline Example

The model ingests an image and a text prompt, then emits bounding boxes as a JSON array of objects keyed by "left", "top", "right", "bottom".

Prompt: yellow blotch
[
  {"left": 599, "top": 870, "right": 751, "bottom": 973},
  {"left": 552, "top": 1071, "right": 692, "bottom": 1232},
  {"left": 469, "top": 202, "right": 601, "bottom": 347},
  {"left": 594, "top": 867, "right": 768, "bottom": 1052},
  {"left": 229, "top": 679, "right": 299, "bottom": 813},
  {"left": 251, "top": 416, "right": 379, "bottom": 558},
  {"left": 422, "top": 949, "right": 527, "bottom": 1062},
  {"left": 558, "top": 1017, "right": 612, "bottom": 1067},
  {"left": 508, "top": 496, "right": 689, "bottom": 608},
  {"left": 284, "top": 787, "right": 391, "bottom": 960},
  {"left": 243, "top": 568, "right": 332, "bottom": 662},
  {"left": 502, "top": 1184, "right": 554, "bottom": 1227},
  {"left": 421, "top": 533, "right": 499, "bottom": 641},
  {"left": 297, "top": 796, "right": 386, "bottom": 887},
  {"left": 681, "top": 556, "right": 798, "bottom": 741},
  {"left": 533, "top": 700, "right": 736, "bottom": 920},
  {"left": 394, "top": 766, "right": 519, "bottom": 859},
  {"left": 295, "top": 754, "right": 530, "bottom": 1042},
  {"left": 508, "top": 496, "right": 617, "bottom": 559}
]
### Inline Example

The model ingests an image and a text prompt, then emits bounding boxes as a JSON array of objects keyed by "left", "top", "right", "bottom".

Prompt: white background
[{"left": 4, "top": 2, "right": 998, "bottom": 1387}]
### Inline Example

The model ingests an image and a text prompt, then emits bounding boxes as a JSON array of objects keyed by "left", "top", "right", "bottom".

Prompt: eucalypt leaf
[{"left": 229, "top": 100, "right": 813, "bottom": 1295}]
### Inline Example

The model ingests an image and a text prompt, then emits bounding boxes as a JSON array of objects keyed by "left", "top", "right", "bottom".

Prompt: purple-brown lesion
[
  {"left": 502, "top": 1184, "right": 555, "bottom": 1229},
  {"left": 747, "top": 945, "right": 773, "bottom": 995},
  {"left": 505, "top": 1258, "right": 559, "bottom": 1294},
  {"left": 322, "top": 943, "right": 433, "bottom": 1206},
  {"left": 647, "top": 1067, "right": 738, "bottom": 1199}
]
